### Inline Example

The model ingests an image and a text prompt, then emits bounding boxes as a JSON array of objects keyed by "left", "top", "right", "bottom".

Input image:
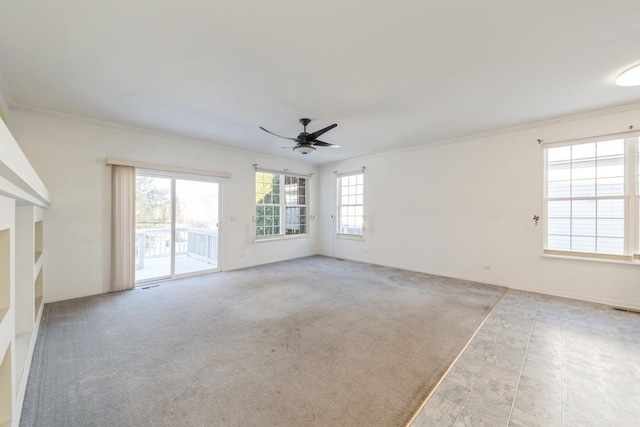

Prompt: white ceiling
[{"left": 1, "top": 1, "right": 640, "bottom": 164}]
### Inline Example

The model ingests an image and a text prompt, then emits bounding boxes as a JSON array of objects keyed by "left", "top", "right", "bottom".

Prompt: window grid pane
[
  {"left": 256, "top": 172, "right": 282, "bottom": 236},
  {"left": 546, "top": 139, "right": 628, "bottom": 256},
  {"left": 256, "top": 173, "right": 307, "bottom": 237},
  {"left": 337, "top": 174, "right": 364, "bottom": 235},
  {"left": 285, "top": 206, "right": 306, "bottom": 235}
]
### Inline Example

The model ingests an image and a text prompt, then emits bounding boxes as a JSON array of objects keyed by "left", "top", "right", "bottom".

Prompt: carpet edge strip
[{"left": 403, "top": 286, "right": 510, "bottom": 427}]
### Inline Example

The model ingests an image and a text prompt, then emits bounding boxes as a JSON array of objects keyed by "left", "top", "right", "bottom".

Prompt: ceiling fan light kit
[
  {"left": 616, "top": 63, "right": 640, "bottom": 86},
  {"left": 293, "top": 145, "right": 316, "bottom": 154},
  {"left": 260, "top": 118, "right": 339, "bottom": 155}
]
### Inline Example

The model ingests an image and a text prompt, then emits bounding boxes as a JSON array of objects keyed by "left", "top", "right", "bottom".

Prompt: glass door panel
[
  {"left": 175, "top": 179, "right": 219, "bottom": 275},
  {"left": 135, "top": 175, "right": 172, "bottom": 282}
]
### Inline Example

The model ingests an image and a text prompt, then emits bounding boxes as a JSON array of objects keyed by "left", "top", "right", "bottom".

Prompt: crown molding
[
  {"left": 9, "top": 102, "right": 320, "bottom": 170},
  {"left": 321, "top": 101, "right": 640, "bottom": 169},
  {"left": 10, "top": 99, "right": 640, "bottom": 170},
  {"left": 440, "top": 101, "right": 640, "bottom": 143},
  {"left": 9, "top": 102, "right": 231, "bottom": 147}
]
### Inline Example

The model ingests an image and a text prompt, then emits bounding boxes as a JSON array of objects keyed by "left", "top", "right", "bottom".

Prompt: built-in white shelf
[
  {"left": 0, "top": 344, "right": 12, "bottom": 427},
  {"left": 14, "top": 332, "right": 31, "bottom": 397},
  {"left": 2, "top": 104, "right": 50, "bottom": 427},
  {"left": 33, "top": 256, "right": 42, "bottom": 283},
  {"left": 0, "top": 229, "right": 9, "bottom": 326},
  {"left": 13, "top": 206, "right": 46, "bottom": 426},
  {"left": 34, "top": 268, "right": 43, "bottom": 323},
  {"left": 34, "top": 221, "right": 42, "bottom": 263},
  {"left": 34, "top": 298, "right": 42, "bottom": 321}
]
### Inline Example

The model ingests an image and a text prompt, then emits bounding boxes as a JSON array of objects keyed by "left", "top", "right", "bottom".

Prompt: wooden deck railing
[{"left": 135, "top": 227, "right": 218, "bottom": 270}]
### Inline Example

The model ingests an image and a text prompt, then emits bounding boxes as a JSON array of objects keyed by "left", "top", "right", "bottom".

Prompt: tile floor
[{"left": 411, "top": 290, "right": 640, "bottom": 427}]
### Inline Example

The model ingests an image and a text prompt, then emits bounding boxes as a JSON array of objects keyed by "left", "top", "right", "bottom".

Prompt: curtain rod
[
  {"left": 537, "top": 127, "right": 640, "bottom": 147},
  {"left": 106, "top": 158, "right": 231, "bottom": 178},
  {"left": 332, "top": 166, "right": 366, "bottom": 176},
  {"left": 253, "top": 164, "right": 313, "bottom": 178}
]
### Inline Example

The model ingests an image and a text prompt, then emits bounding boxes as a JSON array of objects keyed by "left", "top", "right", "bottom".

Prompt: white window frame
[
  {"left": 255, "top": 170, "right": 309, "bottom": 240},
  {"left": 283, "top": 175, "right": 308, "bottom": 236},
  {"left": 336, "top": 172, "right": 364, "bottom": 238},
  {"left": 135, "top": 169, "right": 222, "bottom": 283},
  {"left": 542, "top": 131, "right": 640, "bottom": 261}
]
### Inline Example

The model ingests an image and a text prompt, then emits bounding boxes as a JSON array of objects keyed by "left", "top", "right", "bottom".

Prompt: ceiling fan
[{"left": 259, "top": 118, "right": 340, "bottom": 154}]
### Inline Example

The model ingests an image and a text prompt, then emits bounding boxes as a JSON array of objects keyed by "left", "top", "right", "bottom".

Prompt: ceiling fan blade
[
  {"left": 306, "top": 123, "right": 337, "bottom": 141},
  {"left": 259, "top": 126, "right": 298, "bottom": 141},
  {"left": 313, "top": 140, "right": 340, "bottom": 148}
]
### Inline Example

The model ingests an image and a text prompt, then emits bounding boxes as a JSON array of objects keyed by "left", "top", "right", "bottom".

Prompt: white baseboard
[
  {"left": 49, "top": 253, "right": 640, "bottom": 312},
  {"left": 45, "top": 289, "right": 107, "bottom": 304},
  {"left": 505, "top": 283, "right": 640, "bottom": 312},
  {"left": 320, "top": 253, "right": 640, "bottom": 312},
  {"left": 45, "top": 254, "right": 322, "bottom": 303}
]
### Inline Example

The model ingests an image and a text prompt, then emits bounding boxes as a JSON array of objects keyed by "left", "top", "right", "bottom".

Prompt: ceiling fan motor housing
[{"left": 259, "top": 118, "right": 339, "bottom": 154}]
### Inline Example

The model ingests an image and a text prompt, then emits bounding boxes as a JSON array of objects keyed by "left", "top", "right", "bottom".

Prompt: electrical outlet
[
  {"left": 483, "top": 266, "right": 491, "bottom": 271},
  {"left": 230, "top": 216, "right": 236, "bottom": 222}
]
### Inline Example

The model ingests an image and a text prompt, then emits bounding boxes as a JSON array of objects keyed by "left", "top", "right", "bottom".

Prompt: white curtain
[{"left": 110, "top": 165, "right": 136, "bottom": 292}]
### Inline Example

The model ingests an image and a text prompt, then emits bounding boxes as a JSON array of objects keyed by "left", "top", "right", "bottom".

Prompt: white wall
[
  {"left": 8, "top": 104, "right": 640, "bottom": 309},
  {"left": 9, "top": 110, "right": 319, "bottom": 302},
  {"left": 318, "top": 106, "right": 640, "bottom": 310}
]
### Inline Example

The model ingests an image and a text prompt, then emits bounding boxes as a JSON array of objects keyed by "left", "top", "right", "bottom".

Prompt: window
[
  {"left": 544, "top": 134, "right": 639, "bottom": 260},
  {"left": 135, "top": 172, "right": 220, "bottom": 283},
  {"left": 284, "top": 176, "right": 307, "bottom": 235},
  {"left": 256, "top": 172, "right": 307, "bottom": 238},
  {"left": 337, "top": 173, "right": 364, "bottom": 236}
]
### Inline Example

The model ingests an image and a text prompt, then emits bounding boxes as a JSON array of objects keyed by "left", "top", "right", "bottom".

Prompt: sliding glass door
[
  {"left": 175, "top": 179, "right": 219, "bottom": 275},
  {"left": 135, "top": 175, "right": 172, "bottom": 281},
  {"left": 135, "top": 172, "right": 220, "bottom": 283}
]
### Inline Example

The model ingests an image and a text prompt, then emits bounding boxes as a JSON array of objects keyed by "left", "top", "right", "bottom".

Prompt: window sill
[
  {"left": 255, "top": 234, "right": 308, "bottom": 243},
  {"left": 336, "top": 233, "right": 364, "bottom": 241},
  {"left": 541, "top": 253, "right": 640, "bottom": 266}
]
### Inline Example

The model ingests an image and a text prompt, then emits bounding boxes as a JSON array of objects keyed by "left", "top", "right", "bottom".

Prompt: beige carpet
[{"left": 22, "top": 256, "right": 504, "bottom": 427}]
